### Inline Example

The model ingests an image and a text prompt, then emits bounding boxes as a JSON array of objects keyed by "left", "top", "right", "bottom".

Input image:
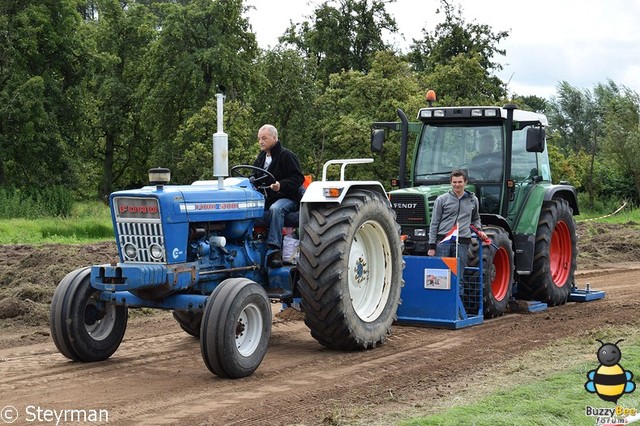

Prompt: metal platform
[{"left": 569, "top": 286, "right": 606, "bottom": 302}]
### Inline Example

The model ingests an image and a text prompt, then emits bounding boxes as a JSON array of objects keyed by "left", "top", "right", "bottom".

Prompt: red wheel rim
[
  {"left": 549, "top": 220, "right": 571, "bottom": 287},
  {"left": 491, "top": 247, "right": 510, "bottom": 301}
]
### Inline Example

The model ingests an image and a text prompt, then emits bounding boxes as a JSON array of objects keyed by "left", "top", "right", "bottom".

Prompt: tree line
[{"left": 1, "top": 0, "right": 638, "bottom": 212}]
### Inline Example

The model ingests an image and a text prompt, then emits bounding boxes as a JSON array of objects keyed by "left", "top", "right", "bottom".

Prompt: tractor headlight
[
  {"left": 123, "top": 243, "right": 137, "bottom": 259},
  {"left": 149, "top": 243, "right": 164, "bottom": 260},
  {"left": 414, "top": 228, "right": 427, "bottom": 237}
]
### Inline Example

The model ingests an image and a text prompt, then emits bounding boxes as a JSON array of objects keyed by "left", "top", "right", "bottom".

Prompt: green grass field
[
  {"left": 399, "top": 325, "right": 640, "bottom": 426},
  {"left": 0, "top": 201, "right": 113, "bottom": 244}
]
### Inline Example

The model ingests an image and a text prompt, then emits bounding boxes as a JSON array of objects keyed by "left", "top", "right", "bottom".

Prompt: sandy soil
[{"left": 1, "top": 221, "right": 639, "bottom": 425}]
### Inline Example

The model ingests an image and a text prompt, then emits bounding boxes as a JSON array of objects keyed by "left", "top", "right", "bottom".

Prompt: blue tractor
[{"left": 49, "top": 94, "right": 404, "bottom": 378}]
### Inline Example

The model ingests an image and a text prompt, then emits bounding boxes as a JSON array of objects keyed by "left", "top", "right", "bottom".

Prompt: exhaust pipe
[{"left": 212, "top": 93, "right": 228, "bottom": 190}]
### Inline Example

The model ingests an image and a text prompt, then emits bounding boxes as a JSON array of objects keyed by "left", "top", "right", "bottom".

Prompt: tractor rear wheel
[
  {"left": 200, "top": 278, "right": 271, "bottom": 379},
  {"left": 297, "top": 189, "right": 403, "bottom": 350},
  {"left": 172, "top": 310, "right": 202, "bottom": 338},
  {"left": 518, "top": 199, "right": 577, "bottom": 305},
  {"left": 466, "top": 226, "right": 514, "bottom": 318},
  {"left": 50, "top": 267, "right": 128, "bottom": 362}
]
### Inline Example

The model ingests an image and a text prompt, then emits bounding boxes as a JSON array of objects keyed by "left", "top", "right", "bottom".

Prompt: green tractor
[{"left": 372, "top": 92, "right": 578, "bottom": 318}]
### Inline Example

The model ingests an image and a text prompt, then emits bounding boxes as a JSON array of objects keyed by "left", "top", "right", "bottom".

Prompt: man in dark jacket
[{"left": 253, "top": 124, "right": 304, "bottom": 267}]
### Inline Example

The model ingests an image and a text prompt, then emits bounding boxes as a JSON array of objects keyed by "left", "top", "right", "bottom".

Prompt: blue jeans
[
  {"left": 258, "top": 198, "right": 297, "bottom": 250},
  {"left": 435, "top": 241, "right": 469, "bottom": 294}
]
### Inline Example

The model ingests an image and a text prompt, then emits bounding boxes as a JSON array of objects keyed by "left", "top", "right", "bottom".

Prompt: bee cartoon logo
[{"left": 585, "top": 339, "right": 636, "bottom": 403}]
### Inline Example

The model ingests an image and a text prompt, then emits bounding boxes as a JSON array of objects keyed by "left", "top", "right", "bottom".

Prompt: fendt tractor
[
  {"left": 50, "top": 94, "right": 404, "bottom": 378},
  {"left": 372, "top": 91, "right": 579, "bottom": 319}
]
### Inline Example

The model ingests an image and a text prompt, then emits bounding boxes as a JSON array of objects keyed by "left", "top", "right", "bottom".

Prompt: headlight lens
[
  {"left": 149, "top": 244, "right": 164, "bottom": 260},
  {"left": 123, "top": 243, "right": 137, "bottom": 259}
]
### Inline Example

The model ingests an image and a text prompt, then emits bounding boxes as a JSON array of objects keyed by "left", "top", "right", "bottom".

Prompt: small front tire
[
  {"left": 50, "top": 267, "right": 128, "bottom": 362},
  {"left": 200, "top": 278, "right": 271, "bottom": 379}
]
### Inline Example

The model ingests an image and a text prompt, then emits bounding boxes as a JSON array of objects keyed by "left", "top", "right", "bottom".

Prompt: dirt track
[
  {"left": 1, "top": 264, "right": 640, "bottom": 425},
  {"left": 2, "top": 222, "right": 640, "bottom": 425}
]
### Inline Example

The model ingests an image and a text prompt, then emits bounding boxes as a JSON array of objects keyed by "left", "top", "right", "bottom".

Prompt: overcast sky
[{"left": 245, "top": 0, "right": 640, "bottom": 99}]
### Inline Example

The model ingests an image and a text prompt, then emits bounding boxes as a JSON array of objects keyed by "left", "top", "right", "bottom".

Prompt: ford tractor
[
  {"left": 371, "top": 91, "right": 578, "bottom": 318},
  {"left": 50, "top": 94, "right": 403, "bottom": 378}
]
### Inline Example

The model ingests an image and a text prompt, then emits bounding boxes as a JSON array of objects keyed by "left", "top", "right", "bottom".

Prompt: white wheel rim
[
  {"left": 85, "top": 297, "right": 116, "bottom": 341},
  {"left": 348, "top": 220, "right": 393, "bottom": 322},
  {"left": 235, "top": 302, "right": 263, "bottom": 357}
]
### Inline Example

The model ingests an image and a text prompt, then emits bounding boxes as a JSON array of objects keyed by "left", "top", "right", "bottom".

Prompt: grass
[
  {"left": 575, "top": 202, "right": 640, "bottom": 224},
  {"left": 397, "top": 325, "right": 640, "bottom": 426},
  {"left": 0, "top": 201, "right": 114, "bottom": 244}
]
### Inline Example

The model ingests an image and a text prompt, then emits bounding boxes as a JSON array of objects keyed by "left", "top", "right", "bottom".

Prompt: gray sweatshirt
[{"left": 428, "top": 190, "right": 482, "bottom": 249}]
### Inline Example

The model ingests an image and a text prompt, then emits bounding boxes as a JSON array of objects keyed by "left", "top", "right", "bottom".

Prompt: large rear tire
[
  {"left": 200, "top": 278, "right": 271, "bottom": 379},
  {"left": 297, "top": 189, "right": 403, "bottom": 350},
  {"left": 173, "top": 310, "right": 202, "bottom": 338},
  {"left": 50, "top": 267, "right": 128, "bottom": 362},
  {"left": 518, "top": 199, "right": 577, "bottom": 306},
  {"left": 466, "top": 226, "right": 514, "bottom": 318}
]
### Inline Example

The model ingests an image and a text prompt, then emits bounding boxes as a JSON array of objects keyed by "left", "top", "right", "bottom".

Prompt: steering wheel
[
  {"left": 230, "top": 165, "right": 276, "bottom": 190},
  {"left": 469, "top": 156, "right": 502, "bottom": 181}
]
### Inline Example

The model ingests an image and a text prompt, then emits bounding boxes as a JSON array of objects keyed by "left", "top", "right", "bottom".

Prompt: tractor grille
[
  {"left": 117, "top": 222, "right": 166, "bottom": 263},
  {"left": 112, "top": 197, "right": 165, "bottom": 263},
  {"left": 390, "top": 194, "right": 428, "bottom": 224}
]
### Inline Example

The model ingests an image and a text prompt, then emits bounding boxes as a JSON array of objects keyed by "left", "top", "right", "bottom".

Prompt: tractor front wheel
[
  {"left": 466, "top": 226, "right": 514, "bottom": 318},
  {"left": 50, "top": 267, "right": 128, "bottom": 362},
  {"left": 297, "top": 189, "right": 403, "bottom": 350},
  {"left": 518, "top": 199, "right": 577, "bottom": 305},
  {"left": 200, "top": 278, "right": 271, "bottom": 379}
]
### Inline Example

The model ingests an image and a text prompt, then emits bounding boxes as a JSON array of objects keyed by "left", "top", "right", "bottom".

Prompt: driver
[
  {"left": 253, "top": 124, "right": 304, "bottom": 268},
  {"left": 469, "top": 134, "right": 502, "bottom": 180}
]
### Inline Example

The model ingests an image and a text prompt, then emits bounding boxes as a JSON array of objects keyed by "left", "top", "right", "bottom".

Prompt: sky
[{"left": 245, "top": 0, "right": 640, "bottom": 99}]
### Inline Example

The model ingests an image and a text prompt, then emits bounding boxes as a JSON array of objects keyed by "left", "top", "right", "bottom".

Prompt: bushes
[{"left": 0, "top": 186, "right": 74, "bottom": 219}]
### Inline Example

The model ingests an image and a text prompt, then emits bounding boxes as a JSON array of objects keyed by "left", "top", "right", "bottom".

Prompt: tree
[
  {"left": 280, "top": 0, "right": 398, "bottom": 82},
  {"left": 408, "top": 1, "right": 507, "bottom": 73},
  {"left": 312, "top": 51, "right": 422, "bottom": 183},
  {"left": 407, "top": 0, "right": 507, "bottom": 102},
  {"left": 602, "top": 87, "right": 640, "bottom": 202},
  {"left": 0, "top": 0, "right": 89, "bottom": 190},
  {"left": 85, "top": 0, "right": 157, "bottom": 198},
  {"left": 547, "top": 81, "right": 605, "bottom": 208},
  {"left": 422, "top": 53, "right": 504, "bottom": 105},
  {"left": 140, "top": 0, "right": 259, "bottom": 175}
]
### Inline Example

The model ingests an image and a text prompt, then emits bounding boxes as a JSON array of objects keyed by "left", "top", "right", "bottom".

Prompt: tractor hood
[
  {"left": 108, "top": 177, "right": 265, "bottom": 264},
  {"left": 110, "top": 177, "right": 265, "bottom": 225}
]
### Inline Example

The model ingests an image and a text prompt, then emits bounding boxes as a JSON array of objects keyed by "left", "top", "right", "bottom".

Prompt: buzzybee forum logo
[
  {"left": 583, "top": 339, "right": 637, "bottom": 425},
  {"left": 585, "top": 339, "right": 635, "bottom": 403}
]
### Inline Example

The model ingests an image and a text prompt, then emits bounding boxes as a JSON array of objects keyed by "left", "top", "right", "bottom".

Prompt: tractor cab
[{"left": 372, "top": 91, "right": 579, "bottom": 319}]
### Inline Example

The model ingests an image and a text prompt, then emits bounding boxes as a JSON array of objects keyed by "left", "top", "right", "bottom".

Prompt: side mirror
[
  {"left": 371, "top": 129, "right": 385, "bottom": 153},
  {"left": 526, "top": 127, "right": 545, "bottom": 152}
]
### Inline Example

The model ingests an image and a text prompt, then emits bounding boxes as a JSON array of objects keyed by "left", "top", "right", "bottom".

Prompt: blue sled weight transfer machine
[
  {"left": 396, "top": 251, "right": 484, "bottom": 329},
  {"left": 395, "top": 242, "right": 605, "bottom": 329}
]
